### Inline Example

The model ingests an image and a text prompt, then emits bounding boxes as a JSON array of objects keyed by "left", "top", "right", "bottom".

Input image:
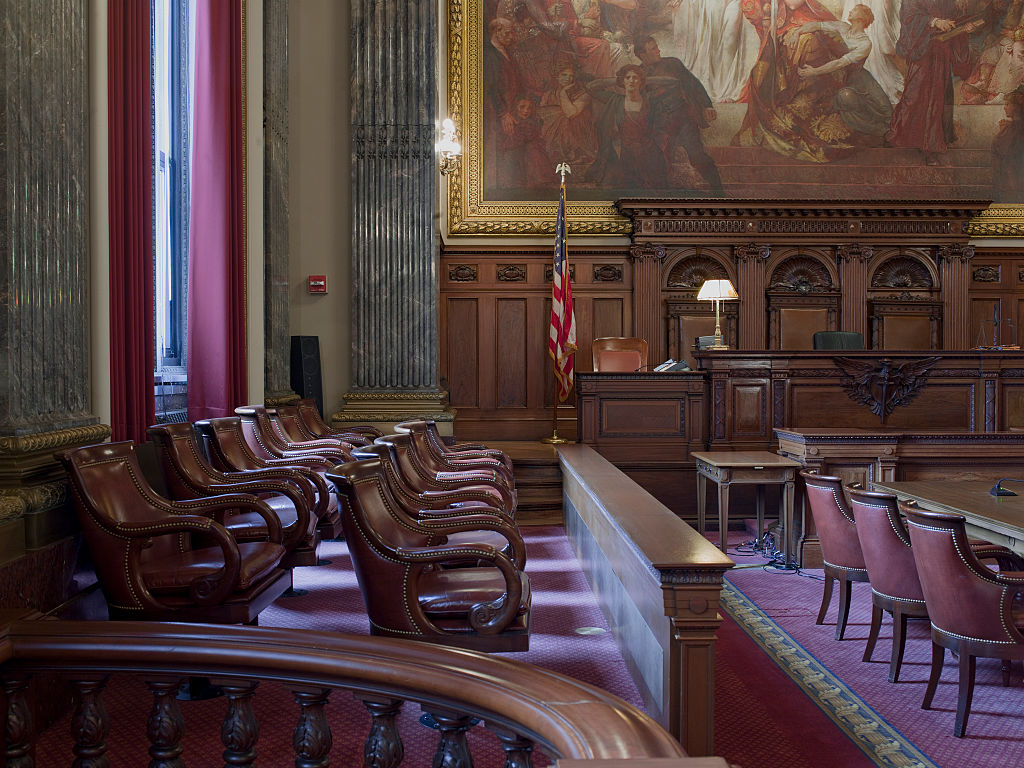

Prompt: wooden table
[
  {"left": 870, "top": 480, "right": 1024, "bottom": 555},
  {"left": 692, "top": 451, "right": 802, "bottom": 562}
]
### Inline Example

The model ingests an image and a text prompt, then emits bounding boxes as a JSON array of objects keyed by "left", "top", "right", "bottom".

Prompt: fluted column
[
  {"left": 938, "top": 244, "right": 974, "bottom": 349},
  {"left": 0, "top": 0, "right": 108, "bottom": 606},
  {"left": 340, "top": 1, "right": 450, "bottom": 433},
  {"left": 735, "top": 244, "right": 770, "bottom": 349},
  {"left": 262, "top": 0, "right": 296, "bottom": 406},
  {"left": 629, "top": 244, "right": 667, "bottom": 361},
  {"left": 836, "top": 243, "right": 872, "bottom": 339}
]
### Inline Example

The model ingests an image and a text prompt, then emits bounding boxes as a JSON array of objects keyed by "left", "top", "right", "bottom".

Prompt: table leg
[
  {"left": 782, "top": 479, "right": 795, "bottom": 565},
  {"left": 755, "top": 484, "right": 765, "bottom": 546},
  {"left": 718, "top": 482, "right": 730, "bottom": 554},
  {"left": 696, "top": 472, "right": 706, "bottom": 536}
]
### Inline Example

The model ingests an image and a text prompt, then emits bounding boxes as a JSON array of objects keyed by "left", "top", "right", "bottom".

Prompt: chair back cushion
[
  {"left": 800, "top": 471, "right": 866, "bottom": 571},
  {"left": 592, "top": 337, "right": 648, "bottom": 372},
  {"left": 847, "top": 488, "right": 925, "bottom": 603}
]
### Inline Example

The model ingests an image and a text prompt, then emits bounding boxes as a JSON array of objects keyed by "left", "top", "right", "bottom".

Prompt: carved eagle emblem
[{"left": 833, "top": 356, "right": 940, "bottom": 424}]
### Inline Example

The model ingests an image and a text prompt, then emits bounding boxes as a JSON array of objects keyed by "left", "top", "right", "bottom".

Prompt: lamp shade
[{"left": 697, "top": 279, "right": 739, "bottom": 301}]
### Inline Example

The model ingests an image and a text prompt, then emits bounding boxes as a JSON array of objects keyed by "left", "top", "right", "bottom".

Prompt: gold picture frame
[{"left": 445, "top": 1, "right": 1024, "bottom": 238}]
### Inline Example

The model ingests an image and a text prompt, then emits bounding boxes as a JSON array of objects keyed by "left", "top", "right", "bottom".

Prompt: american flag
[{"left": 548, "top": 183, "right": 576, "bottom": 402}]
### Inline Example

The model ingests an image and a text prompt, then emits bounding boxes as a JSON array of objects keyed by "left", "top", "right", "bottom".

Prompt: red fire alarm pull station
[{"left": 308, "top": 275, "right": 327, "bottom": 294}]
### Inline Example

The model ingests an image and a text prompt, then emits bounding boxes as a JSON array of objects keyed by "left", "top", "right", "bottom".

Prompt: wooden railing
[{"left": 0, "top": 619, "right": 727, "bottom": 768}]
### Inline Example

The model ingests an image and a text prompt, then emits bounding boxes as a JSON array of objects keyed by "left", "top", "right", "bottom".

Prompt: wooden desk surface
[
  {"left": 691, "top": 451, "right": 802, "bottom": 469},
  {"left": 870, "top": 480, "right": 1024, "bottom": 548}
]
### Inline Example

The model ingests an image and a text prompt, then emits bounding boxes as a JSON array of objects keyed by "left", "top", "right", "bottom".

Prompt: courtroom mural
[{"left": 476, "top": 0, "right": 1024, "bottom": 204}]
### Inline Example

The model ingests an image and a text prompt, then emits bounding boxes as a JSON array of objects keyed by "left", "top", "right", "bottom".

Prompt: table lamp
[{"left": 697, "top": 279, "right": 739, "bottom": 350}]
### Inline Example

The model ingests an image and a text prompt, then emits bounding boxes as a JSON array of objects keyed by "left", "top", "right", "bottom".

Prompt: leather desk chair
[
  {"left": 327, "top": 457, "right": 531, "bottom": 652},
  {"left": 905, "top": 504, "right": 1024, "bottom": 736},
  {"left": 58, "top": 442, "right": 291, "bottom": 624},
  {"left": 812, "top": 331, "right": 865, "bottom": 350},
  {"left": 592, "top": 337, "right": 648, "bottom": 372},
  {"left": 800, "top": 470, "right": 869, "bottom": 640}
]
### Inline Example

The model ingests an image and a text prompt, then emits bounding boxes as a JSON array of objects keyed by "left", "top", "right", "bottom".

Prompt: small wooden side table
[{"left": 691, "top": 451, "right": 802, "bottom": 563}]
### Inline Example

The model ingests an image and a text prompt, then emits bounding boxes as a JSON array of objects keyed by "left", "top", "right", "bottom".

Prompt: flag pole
[{"left": 542, "top": 162, "right": 574, "bottom": 446}]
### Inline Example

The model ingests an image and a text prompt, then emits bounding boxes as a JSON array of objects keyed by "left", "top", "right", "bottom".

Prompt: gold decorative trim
[
  {"left": 342, "top": 391, "right": 448, "bottom": 403},
  {"left": 0, "top": 482, "right": 68, "bottom": 521},
  {"left": 969, "top": 206, "right": 1024, "bottom": 238},
  {"left": 0, "top": 425, "right": 111, "bottom": 457}
]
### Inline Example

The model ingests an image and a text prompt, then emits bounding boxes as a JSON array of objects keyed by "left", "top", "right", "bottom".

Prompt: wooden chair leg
[
  {"left": 835, "top": 574, "right": 853, "bottom": 640},
  {"left": 889, "top": 607, "right": 909, "bottom": 683},
  {"left": 923, "top": 642, "right": 944, "bottom": 710},
  {"left": 863, "top": 601, "right": 882, "bottom": 662},
  {"left": 817, "top": 571, "right": 834, "bottom": 626},
  {"left": 954, "top": 651, "right": 976, "bottom": 738}
]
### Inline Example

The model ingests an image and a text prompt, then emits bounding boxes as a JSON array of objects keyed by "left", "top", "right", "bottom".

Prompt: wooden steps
[{"left": 479, "top": 441, "right": 564, "bottom": 526}]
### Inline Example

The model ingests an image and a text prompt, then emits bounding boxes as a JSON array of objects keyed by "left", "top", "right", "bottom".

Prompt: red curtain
[
  {"left": 187, "top": 0, "right": 247, "bottom": 420},
  {"left": 108, "top": 1, "right": 155, "bottom": 443}
]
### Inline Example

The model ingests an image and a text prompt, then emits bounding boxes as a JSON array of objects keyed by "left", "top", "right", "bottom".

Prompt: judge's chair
[
  {"left": 58, "top": 441, "right": 292, "bottom": 624},
  {"left": 592, "top": 337, "right": 648, "bottom": 372},
  {"left": 326, "top": 457, "right": 531, "bottom": 652},
  {"left": 800, "top": 470, "right": 869, "bottom": 640},
  {"left": 905, "top": 504, "right": 1024, "bottom": 737},
  {"left": 812, "top": 331, "right": 865, "bottom": 350}
]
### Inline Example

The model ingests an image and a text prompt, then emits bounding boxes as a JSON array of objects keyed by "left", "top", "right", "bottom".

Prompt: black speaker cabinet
[{"left": 290, "top": 335, "right": 324, "bottom": 417}]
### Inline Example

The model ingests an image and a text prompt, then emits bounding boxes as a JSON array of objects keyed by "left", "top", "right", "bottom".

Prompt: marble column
[
  {"left": 262, "top": 0, "right": 297, "bottom": 406},
  {"left": 340, "top": 1, "right": 451, "bottom": 433},
  {"left": 0, "top": 0, "right": 109, "bottom": 608}
]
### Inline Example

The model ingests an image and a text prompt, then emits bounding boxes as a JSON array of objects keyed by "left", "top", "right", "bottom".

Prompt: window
[{"left": 152, "top": 0, "right": 194, "bottom": 423}]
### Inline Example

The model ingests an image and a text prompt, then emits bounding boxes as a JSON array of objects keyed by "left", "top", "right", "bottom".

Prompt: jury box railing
[{"left": 0, "top": 620, "right": 728, "bottom": 767}]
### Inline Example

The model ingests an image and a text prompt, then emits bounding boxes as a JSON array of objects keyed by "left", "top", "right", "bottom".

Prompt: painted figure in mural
[
  {"left": 669, "top": 0, "right": 760, "bottom": 102},
  {"left": 634, "top": 36, "right": 725, "bottom": 193},
  {"left": 841, "top": 0, "right": 905, "bottom": 103},
  {"left": 963, "top": 18, "right": 1024, "bottom": 104},
  {"left": 792, "top": 5, "right": 894, "bottom": 138},
  {"left": 735, "top": 0, "right": 890, "bottom": 162},
  {"left": 585, "top": 64, "right": 671, "bottom": 187},
  {"left": 497, "top": 96, "right": 556, "bottom": 189},
  {"left": 484, "top": 17, "right": 526, "bottom": 191},
  {"left": 886, "top": 0, "right": 985, "bottom": 165},
  {"left": 991, "top": 85, "right": 1024, "bottom": 200},
  {"left": 540, "top": 59, "right": 600, "bottom": 164}
]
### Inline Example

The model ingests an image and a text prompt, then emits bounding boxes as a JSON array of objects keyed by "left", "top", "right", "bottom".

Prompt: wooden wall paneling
[
  {"left": 836, "top": 244, "right": 872, "bottom": 335},
  {"left": 444, "top": 297, "right": 480, "bottom": 407},
  {"left": 999, "top": 382, "right": 1024, "bottom": 430},
  {"left": 591, "top": 297, "right": 628, "bottom": 362},
  {"left": 970, "top": 296, "right": 1001, "bottom": 348},
  {"left": 495, "top": 298, "right": 528, "bottom": 407}
]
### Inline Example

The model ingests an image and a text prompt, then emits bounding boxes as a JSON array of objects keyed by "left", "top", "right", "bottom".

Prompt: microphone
[{"left": 989, "top": 478, "right": 1024, "bottom": 497}]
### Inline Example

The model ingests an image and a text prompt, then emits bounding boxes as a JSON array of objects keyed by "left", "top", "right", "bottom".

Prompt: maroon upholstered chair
[
  {"left": 848, "top": 487, "right": 1023, "bottom": 683},
  {"left": 592, "top": 337, "right": 648, "bottom": 372},
  {"left": 57, "top": 442, "right": 291, "bottom": 624},
  {"left": 904, "top": 504, "right": 1024, "bottom": 736},
  {"left": 326, "top": 457, "right": 531, "bottom": 652},
  {"left": 147, "top": 423, "right": 318, "bottom": 568},
  {"left": 800, "top": 470, "right": 869, "bottom": 640},
  {"left": 195, "top": 417, "right": 343, "bottom": 540}
]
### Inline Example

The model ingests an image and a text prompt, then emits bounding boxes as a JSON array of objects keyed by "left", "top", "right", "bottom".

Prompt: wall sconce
[
  {"left": 697, "top": 279, "right": 739, "bottom": 350},
  {"left": 436, "top": 117, "right": 462, "bottom": 176}
]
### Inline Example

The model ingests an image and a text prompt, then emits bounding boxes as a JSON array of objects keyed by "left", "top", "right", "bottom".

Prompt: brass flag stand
[{"left": 542, "top": 163, "right": 575, "bottom": 446}]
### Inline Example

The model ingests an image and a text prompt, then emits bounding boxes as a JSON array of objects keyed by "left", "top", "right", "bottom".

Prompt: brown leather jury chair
[
  {"left": 326, "top": 457, "right": 531, "bottom": 652},
  {"left": 800, "top": 470, "right": 869, "bottom": 640},
  {"left": 395, "top": 418, "right": 512, "bottom": 471},
  {"left": 592, "top": 337, "right": 648, "bottom": 372},
  {"left": 58, "top": 442, "right": 291, "bottom": 624},
  {"left": 904, "top": 504, "right": 1024, "bottom": 737},
  {"left": 295, "top": 397, "right": 383, "bottom": 441}
]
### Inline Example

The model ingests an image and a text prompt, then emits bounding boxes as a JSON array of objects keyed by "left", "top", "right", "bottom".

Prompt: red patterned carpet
[{"left": 721, "top": 532, "right": 1024, "bottom": 768}]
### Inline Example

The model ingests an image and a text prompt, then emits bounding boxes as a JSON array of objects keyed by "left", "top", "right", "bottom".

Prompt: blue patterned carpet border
[{"left": 722, "top": 579, "right": 939, "bottom": 768}]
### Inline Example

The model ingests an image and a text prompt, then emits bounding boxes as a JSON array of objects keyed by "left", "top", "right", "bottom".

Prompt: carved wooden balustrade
[{"left": 0, "top": 619, "right": 716, "bottom": 768}]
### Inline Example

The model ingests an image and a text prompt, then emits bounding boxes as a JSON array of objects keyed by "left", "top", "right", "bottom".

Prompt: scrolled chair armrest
[
  {"left": 164, "top": 493, "right": 284, "bottom": 545},
  {"left": 115, "top": 514, "right": 243, "bottom": 606},
  {"left": 202, "top": 479, "right": 311, "bottom": 548},
  {"left": 417, "top": 489, "right": 514, "bottom": 516},
  {"left": 970, "top": 546, "right": 1024, "bottom": 572},
  {"left": 396, "top": 543, "right": 524, "bottom": 636},
  {"left": 224, "top": 466, "right": 320, "bottom": 512},
  {"left": 413, "top": 512, "right": 525, "bottom": 568},
  {"left": 417, "top": 503, "right": 509, "bottom": 520}
]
